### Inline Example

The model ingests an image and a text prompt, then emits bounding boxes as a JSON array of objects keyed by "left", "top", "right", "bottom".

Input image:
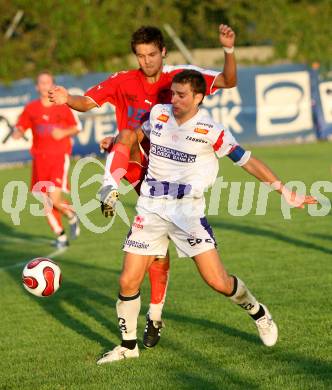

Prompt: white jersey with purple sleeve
[{"left": 140, "top": 104, "right": 251, "bottom": 199}]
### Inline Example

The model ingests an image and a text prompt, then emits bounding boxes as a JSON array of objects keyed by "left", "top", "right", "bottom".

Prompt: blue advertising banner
[
  {"left": 203, "top": 64, "right": 315, "bottom": 143},
  {"left": 0, "top": 64, "right": 328, "bottom": 164},
  {"left": 310, "top": 69, "right": 332, "bottom": 139}
]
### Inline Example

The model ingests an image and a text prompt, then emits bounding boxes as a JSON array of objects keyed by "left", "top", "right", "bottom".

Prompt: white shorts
[{"left": 123, "top": 197, "right": 217, "bottom": 258}]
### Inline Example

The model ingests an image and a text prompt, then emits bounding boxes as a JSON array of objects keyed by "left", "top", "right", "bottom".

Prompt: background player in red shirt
[
  {"left": 13, "top": 71, "right": 80, "bottom": 248},
  {"left": 48, "top": 24, "right": 236, "bottom": 347}
]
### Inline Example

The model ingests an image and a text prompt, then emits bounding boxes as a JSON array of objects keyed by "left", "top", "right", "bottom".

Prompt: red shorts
[
  {"left": 124, "top": 139, "right": 149, "bottom": 194},
  {"left": 31, "top": 153, "right": 70, "bottom": 193}
]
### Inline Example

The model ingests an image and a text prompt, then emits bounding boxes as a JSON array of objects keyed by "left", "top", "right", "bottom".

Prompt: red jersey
[
  {"left": 85, "top": 65, "right": 220, "bottom": 131},
  {"left": 16, "top": 100, "right": 79, "bottom": 156}
]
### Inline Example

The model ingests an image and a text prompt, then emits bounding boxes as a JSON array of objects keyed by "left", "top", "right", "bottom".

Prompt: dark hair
[
  {"left": 131, "top": 26, "right": 165, "bottom": 54},
  {"left": 172, "top": 69, "right": 206, "bottom": 98}
]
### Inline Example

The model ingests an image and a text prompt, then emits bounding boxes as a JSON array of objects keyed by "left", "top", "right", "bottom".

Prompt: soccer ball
[{"left": 22, "top": 258, "right": 62, "bottom": 297}]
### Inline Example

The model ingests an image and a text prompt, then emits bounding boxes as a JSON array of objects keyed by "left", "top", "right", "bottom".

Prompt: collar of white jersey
[{"left": 170, "top": 107, "right": 205, "bottom": 128}]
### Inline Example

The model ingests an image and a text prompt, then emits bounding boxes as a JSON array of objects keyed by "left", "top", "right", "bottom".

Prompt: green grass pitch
[{"left": 0, "top": 142, "right": 332, "bottom": 390}]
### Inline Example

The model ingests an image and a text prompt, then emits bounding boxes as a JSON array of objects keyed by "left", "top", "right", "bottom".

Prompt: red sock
[
  {"left": 104, "top": 143, "right": 130, "bottom": 187},
  {"left": 148, "top": 259, "right": 170, "bottom": 305}
]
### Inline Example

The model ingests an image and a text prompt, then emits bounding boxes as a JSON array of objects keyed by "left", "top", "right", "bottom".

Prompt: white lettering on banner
[
  {"left": 77, "top": 117, "right": 93, "bottom": 145},
  {"left": 203, "top": 87, "right": 242, "bottom": 107},
  {"left": 0, "top": 107, "right": 32, "bottom": 153},
  {"left": 319, "top": 81, "right": 332, "bottom": 124},
  {"left": 68, "top": 87, "right": 117, "bottom": 145},
  {"left": 220, "top": 107, "right": 242, "bottom": 133},
  {"left": 202, "top": 88, "right": 243, "bottom": 133},
  {"left": 76, "top": 113, "right": 117, "bottom": 145},
  {"left": 220, "top": 88, "right": 242, "bottom": 106},
  {"left": 256, "top": 71, "right": 313, "bottom": 136},
  {"left": 94, "top": 113, "right": 117, "bottom": 142},
  {"left": 202, "top": 92, "right": 221, "bottom": 108},
  {"left": 200, "top": 106, "right": 242, "bottom": 134},
  {"left": 0, "top": 94, "right": 30, "bottom": 106}
]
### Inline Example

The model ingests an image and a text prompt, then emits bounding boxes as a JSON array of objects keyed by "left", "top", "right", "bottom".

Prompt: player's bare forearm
[
  {"left": 67, "top": 95, "right": 96, "bottom": 112},
  {"left": 62, "top": 127, "right": 80, "bottom": 137},
  {"left": 214, "top": 55, "right": 237, "bottom": 88},
  {"left": 48, "top": 86, "right": 96, "bottom": 112},
  {"left": 242, "top": 156, "right": 283, "bottom": 193},
  {"left": 52, "top": 127, "right": 79, "bottom": 140},
  {"left": 241, "top": 155, "right": 318, "bottom": 207},
  {"left": 213, "top": 24, "right": 237, "bottom": 89}
]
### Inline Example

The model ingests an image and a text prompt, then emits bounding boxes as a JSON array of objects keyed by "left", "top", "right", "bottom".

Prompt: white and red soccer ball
[{"left": 22, "top": 258, "right": 62, "bottom": 297}]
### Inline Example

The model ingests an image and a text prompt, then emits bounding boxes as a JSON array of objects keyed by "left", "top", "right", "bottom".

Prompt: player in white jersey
[{"left": 97, "top": 70, "right": 317, "bottom": 364}]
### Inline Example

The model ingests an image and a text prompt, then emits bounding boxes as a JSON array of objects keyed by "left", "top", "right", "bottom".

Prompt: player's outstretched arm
[
  {"left": 241, "top": 155, "right": 318, "bottom": 208},
  {"left": 213, "top": 24, "right": 237, "bottom": 89},
  {"left": 48, "top": 86, "right": 97, "bottom": 112},
  {"left": 51, "top": 126, "right": 80, "bottom": 140}
]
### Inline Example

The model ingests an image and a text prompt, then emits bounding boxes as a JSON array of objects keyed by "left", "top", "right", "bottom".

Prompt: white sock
[
  {"left": 116, "top": 292, "right": 141, "bottom": 341},
  {"left": 148, "top": 303, "right": 164, "bottom": 322},
  {"left": 228, "top": 276, "right": 260, "bottom": 315},
  {"left": 103, "top": 151, "right": 119, "bottom": 189}
]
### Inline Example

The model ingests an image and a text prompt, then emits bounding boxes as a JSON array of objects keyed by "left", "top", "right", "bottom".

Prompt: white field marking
[
  {"left": 0, "top": 234, "right": 51, "bottom": 245},
  {"left": 0, "top": 240, "right": 68, "bottom": 271}
]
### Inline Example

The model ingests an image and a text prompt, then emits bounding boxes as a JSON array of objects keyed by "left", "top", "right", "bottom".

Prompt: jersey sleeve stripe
[
  {"left": 213, "top": 130, "right": 225, "bottom": 151},
  {"left": 210, "top": 73, "right": 220, "bottom": 95}
]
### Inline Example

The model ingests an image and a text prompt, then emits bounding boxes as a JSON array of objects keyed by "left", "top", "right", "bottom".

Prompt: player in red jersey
[
  {"left": 13, "top": 71, "right": 81, "bottom": 248},
  {"left": 48, "top": 24, "right": 236, "bottom": 347}
]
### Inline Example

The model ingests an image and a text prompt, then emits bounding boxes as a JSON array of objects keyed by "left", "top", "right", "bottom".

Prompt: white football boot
[
  {"left": 255, "top": 304, "right": 278, "bottom": 347},
  {"left": 97, "top": 345, "right": 139, "bottom": 365},
  {"left": 98, "top": 185, "right": 119, "bottom": 218}
]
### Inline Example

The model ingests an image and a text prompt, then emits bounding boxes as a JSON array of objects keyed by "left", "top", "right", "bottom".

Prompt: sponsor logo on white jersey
[
  {"left": 157, "top": 114, "right": 169, "bottom": 123},
  {"left": 194, "top": 127, "right": 209, "bottom": 135},
  {"left": 150, "top": 143, "right": 196, "bottom": 163}
]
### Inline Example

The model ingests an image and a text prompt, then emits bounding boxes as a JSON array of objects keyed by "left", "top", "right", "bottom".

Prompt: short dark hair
[
  {"left": 131, "top": 26, "right": 165, "bottom": 54},
  {"left": 172, "top": 70, "right": 206, "bottom": 98}
]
